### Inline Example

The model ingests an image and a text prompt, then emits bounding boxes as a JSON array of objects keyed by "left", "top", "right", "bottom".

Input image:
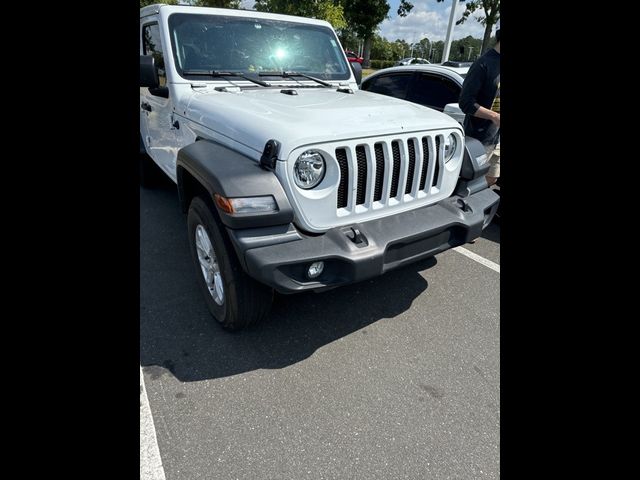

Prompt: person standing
[{"left": 459, "top": 29, "right": 500, "bottom": 185}]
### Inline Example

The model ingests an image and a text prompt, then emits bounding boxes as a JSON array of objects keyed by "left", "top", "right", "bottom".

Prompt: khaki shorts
[{"left": 485, "top": 142, "right": 500, "bottom": 178}]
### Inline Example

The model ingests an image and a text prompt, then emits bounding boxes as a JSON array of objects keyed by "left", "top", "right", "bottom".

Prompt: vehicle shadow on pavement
[{"left": 140, "top": 182, "right": 436, "bottom": 382}]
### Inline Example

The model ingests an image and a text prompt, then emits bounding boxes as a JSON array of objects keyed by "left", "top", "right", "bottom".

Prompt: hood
[{"left": 182, "top": 86, "right": 462, "bottom": 159}]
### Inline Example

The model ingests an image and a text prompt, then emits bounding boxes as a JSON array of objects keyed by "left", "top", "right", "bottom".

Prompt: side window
[
  {"left": 363, "top": 73, "right": 412, "bottom": 99},
  {"left": 143, "top": 23, "right": 166, "bottom": 87},
  {"left": 407, "top": 73, "right": 460, "bottom": 111}
]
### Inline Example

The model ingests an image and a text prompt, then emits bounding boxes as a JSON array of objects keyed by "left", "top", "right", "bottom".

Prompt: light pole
[{"left": 442, "top": 0, "right": 459, "bottom": 63}]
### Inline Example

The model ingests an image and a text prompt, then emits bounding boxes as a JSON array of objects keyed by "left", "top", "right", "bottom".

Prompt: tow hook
[
  {"left": 456, "top": 198, "right": 472, "bottom": 213},
  {"left": 343, "top": 226, "right": 369, "bottom": 247}
]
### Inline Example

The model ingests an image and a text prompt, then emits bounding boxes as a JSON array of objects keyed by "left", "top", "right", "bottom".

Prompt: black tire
[{"left": 187, "top": 196, "right": 273, "bottom": 330}]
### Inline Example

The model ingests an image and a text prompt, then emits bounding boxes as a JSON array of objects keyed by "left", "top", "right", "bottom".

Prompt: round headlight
[
  {"left": 444, "top": 134, "right": 458, "bottom": 163},
  {"left": 294, "top": 150, "right": 326, "bottom": 189}
]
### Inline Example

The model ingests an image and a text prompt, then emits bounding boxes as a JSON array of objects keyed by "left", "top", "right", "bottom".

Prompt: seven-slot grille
[{"left": 334, "top": 134, "right": 446, "bottom": 211}]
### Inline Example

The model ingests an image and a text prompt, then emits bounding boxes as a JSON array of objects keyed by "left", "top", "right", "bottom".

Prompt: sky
[{"left": 239, "top": 0, "right": 498, "bottom": 43}]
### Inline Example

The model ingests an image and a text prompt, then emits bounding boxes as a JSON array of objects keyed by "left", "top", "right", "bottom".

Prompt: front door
[{"left": 140, "top": 21, "right": 177, "bottom": 181}]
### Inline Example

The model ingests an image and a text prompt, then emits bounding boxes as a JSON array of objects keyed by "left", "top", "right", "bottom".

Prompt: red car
[{"left": 345, "top": 50, "right": 363, "bottom": 64}]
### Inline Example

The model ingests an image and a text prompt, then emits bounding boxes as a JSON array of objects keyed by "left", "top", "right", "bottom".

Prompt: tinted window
[
  {"left": 407, "top": 73, "right": 460, "bottom": 111},
  {"left": 363, "top": 73, "right": 412, "bottom": 99},
  {"left": 143, "top": 23, "right": 166, "bottom": 86}
]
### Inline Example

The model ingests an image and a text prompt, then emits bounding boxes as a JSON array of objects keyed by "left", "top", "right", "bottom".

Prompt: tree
[
  {"left": 430, "top": 40, "right": 444, "bottom": 63},
  {"left": 338, "top": 27, "right": 361, "bottom": 54},
  {"left": 436, "top": 0, "right": 500, "bottom": 55},
  {"left": 417, "top": 37, "right": 433, "bottom": 61},
  {"left": 390, "top": 38, "right": 409, "bottom": 59},
  {"left": 342, "top": 0, "right": 413, "bottom": 68},
  {"left": 444, "top": 35, "right": 483, "bottom": 61},
  {"left": 139, "top": 1, "right": 240, "bottom": 7},
  {"left": 194, "top": 0, "right": 241, "bottom": 7},
  {"left": 254, "top": 0, "right": 347, "bottom": 30},
  {"left": 140, "top": 0, "right": 178, "bottom": 7}
]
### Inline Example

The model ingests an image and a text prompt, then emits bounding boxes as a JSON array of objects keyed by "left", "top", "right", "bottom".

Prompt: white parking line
[
  {"left": 140, "top": 366, "right": 167, "bottom": 480},
  {"left": 453, "top": 246, "right": 500, "bottom": 273}
]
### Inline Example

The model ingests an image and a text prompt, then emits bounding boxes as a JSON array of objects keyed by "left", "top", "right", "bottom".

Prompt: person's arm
[
  {"left": 459, "top": 62, "right": 484, "bottom": 116},
  {"left": 472, "top": 105, "right": 500, "bottom": 127},
  {"left": 459, "top": 61, "right": 500, "bottom": 127}
]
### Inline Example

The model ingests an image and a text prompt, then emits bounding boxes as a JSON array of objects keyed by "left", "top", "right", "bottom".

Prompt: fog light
[{"left": 307, "top": 261, "right": 324, "bottom": 279}]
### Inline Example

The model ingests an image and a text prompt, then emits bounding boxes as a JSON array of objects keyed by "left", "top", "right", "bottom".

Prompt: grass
[{"left": 362, "top": 68, "right": 377, "bottom": 77}]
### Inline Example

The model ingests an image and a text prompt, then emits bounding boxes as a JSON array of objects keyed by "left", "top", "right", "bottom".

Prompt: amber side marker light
[
  {"left": 214, "top": 193, "right": 235, "bottom": 213},
  {"left": 214, "top": 194, "right": 278, "bottom": 215}
]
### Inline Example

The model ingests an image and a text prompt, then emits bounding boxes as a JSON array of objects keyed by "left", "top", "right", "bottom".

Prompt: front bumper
[{"left": 227, "top": 188, "right": 499, "bottom": 293}]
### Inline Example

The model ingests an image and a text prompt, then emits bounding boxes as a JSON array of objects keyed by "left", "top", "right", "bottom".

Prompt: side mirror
[
  {"left": 140, "top": 55, "right": 159, "bottom": 88},
  {"left": 350, "top": 61, "right": 362, "bottom": 86}
]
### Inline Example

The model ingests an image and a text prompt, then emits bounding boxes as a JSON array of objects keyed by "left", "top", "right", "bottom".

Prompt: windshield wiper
[
  {"left": 182, "top": 70, "right": 271, "bottom": 87},
  {"left": 258, "top": 71, "right": 333, "bottom": 87}
]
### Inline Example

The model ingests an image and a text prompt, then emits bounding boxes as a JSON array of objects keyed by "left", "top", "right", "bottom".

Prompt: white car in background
[
  {"left": 361, "top": 63, "right": 470, "bottom": 124},
  {"left": 393, "top": 57, "right": 431, "bottom": 66}
]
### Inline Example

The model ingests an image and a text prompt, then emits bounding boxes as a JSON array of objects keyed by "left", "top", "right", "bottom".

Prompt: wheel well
[{"left": 177, "top": 166, "right": 213, "bottom": 213}]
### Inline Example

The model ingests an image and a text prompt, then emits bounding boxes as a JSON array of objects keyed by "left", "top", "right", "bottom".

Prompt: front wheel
[{"left": 187, "top": 196, "right": 273, "bottom": 330}]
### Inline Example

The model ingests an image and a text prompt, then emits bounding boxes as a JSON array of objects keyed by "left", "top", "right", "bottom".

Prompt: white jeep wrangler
[{"left": 140, "top": 4, "right": 499, "bottom": 330}]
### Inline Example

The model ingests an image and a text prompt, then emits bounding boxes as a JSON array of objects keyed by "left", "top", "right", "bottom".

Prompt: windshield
[{"left": 168, "top": 13, "right": 351, "bottom": 81}]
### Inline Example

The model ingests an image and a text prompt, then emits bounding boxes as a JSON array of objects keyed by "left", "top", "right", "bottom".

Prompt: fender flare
[
  {"left": 459, "top": 136, "right": 491, "bottom": 180},
  {"left": 176, "top": 140, "right": 294, "bottom": 229}
]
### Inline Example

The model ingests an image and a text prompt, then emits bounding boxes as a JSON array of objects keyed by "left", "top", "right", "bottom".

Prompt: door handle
[{"left": 141, "top": 102, "right": 152, "bottom": 112}]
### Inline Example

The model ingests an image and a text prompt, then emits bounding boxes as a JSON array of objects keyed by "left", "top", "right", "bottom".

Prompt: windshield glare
[{"left": 168, "top": 13, "right": 351, "bottom": 81}]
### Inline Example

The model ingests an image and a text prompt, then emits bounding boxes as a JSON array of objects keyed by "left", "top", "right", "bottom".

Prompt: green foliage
[
  {"left": 448, "top": 35, "right": 483, "bottom": 61},
  {"left": 449, "top": 0, "right": 500, "bottom": 28},
  {"left": 369, "top": 59, "right": 395, "bottom": 69},
  {"left": 369, "top": 35, "right": 421, "bottom": 62},
  {"left": 316, "top": 1, "right": 347, "bottom": 29},
  {"left": 343, "top": 0, "right": 390, "bottom": 38},
  {"left": 397, "top": 1, "right": 414, "bottom": 17},
  {"left": 139, "top": 0, "right": 240, "bottom": 7},
  {"left": 338, "top": 27, "right": 360, "bottom": 52},
  {"left": 342, "top": 0, "right": 413, "bottom": 67},
  {"left": 194, "top": 0, "right": 241, "bottom": 7},
  {"left": 429, "top": 39, "right": 444, "bottom": 63},
  {"left": 140, "top": 0, "right": 178, "bottom": 7},
  {"left": 370, "top": 34, "right": 391, "bottom": 60},
  {"left": 390, "top": 39, "right": 407, "bottom": 60},
  {"left": 253, "top": 0, "right": 415, "bottom": 37},
  {"left": 436, "top": 0, "right": 499, "bottom": 54},
  {"left": 255, "top": 0, "right": 347, "bottom": 30}
]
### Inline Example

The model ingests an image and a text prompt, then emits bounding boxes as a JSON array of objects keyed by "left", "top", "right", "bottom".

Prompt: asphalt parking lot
[{"left": 140, "top": 176, "right": 500, "bottom": 480}]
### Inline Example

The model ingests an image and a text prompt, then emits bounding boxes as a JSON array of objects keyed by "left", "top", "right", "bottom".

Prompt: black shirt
[{"left": 459, "top": 48, "right": 500, "bottom": 146}]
